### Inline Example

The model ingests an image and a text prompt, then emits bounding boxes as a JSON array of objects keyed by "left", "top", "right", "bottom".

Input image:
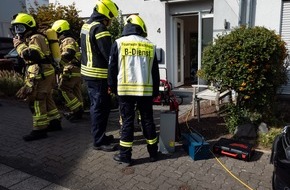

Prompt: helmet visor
[{"left": 13, "top": 24, "right": 26, "bottom": 34}]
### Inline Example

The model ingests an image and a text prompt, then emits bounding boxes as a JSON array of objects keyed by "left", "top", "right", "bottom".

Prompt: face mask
[{"left": 13, "top": 24, "right": 26, "bottom": 34}]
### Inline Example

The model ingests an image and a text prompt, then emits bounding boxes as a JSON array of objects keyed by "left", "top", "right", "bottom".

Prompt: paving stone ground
[{"left": 0, "top": 96, "right": 273, "bottom": 190}]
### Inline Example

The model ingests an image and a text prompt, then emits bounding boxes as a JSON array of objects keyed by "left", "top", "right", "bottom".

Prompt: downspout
[
  {"left": 238, "top": 0, "right": 244, "bottom": 26},
  {"left": 246, "top": 0, "right": 253, "bottom": 27},
  {"left": 198, "top": 11, "right": 204, "bottom": 85}
]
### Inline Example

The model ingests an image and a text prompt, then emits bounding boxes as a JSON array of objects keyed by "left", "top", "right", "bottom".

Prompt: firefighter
[
  {"left": 80, "top": 0, "right": 119, "bottom": 151},
  {"left": 51, "top": 19, "right": 83, "bottom": 122},
  {"left": 108, "top": 15, "right": 160, "bottom": 165},
  {"left": 12, "top": 13, "right": 62, "bottom": 141}
]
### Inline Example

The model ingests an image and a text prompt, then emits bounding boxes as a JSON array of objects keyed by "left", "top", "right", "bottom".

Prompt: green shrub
[
  {"left": 201, "top": 26, "right": 288, "bottom": 132},
  {"left": 258, "top": 127, "right": 282, "bottom": 149},
  {"left": 0, "top": 70, "right": 24, "bottom": 97},
  {"left": 28, "top": 3, "right": 84, "bottom": 39}
]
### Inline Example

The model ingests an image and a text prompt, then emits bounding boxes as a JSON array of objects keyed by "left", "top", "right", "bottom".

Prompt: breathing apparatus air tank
[{"left": 46, "top": 28, "right": 61, "bottom": 64}]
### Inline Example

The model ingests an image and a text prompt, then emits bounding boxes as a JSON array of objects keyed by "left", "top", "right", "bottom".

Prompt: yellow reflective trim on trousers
[
  {"left": 120, "top": 140, "right": 133, "bottom": 148},
  {"left": 71, "top": 73, "right": 81, "bottom": 77},
  {"left": 81, "top": 65, "right": 108, "bottom": 78},
  {"left": 47, "top": 108, "right": 61, "bottom": 120},
  {"left": 71, "top": 102, "right": 82, "bottom": 111},
  {"left": 146, "top": 137, "right": 158, "bottom": 145},
  {"left": 35, "top": 69, "right": 55, "bottom": 79},
  {"left": 63, "top": 93, "right": 78, "bottom": 107},
  {"left": 61, "top": 92, "right": 81, "bottom": 111},
  {"left": 62, "top": 73, "right": 81, "bottom": 77},
  {"left": 34, "top": 101, "right": 41, "bottom": 116},
  {"left": 48, "top": 108, "right": 59, "bottom": 115},
  {"left": 33, "top": 113, "right": 47, "bottom": 120},
  {"left": 61, "top": 91, "right": 71, "bottom": 105},
  {"left": 33, "top": 120, "right": 49, "bottom": 126}
]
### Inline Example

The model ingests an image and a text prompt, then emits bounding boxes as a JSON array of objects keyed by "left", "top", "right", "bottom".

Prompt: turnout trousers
[
  {"left": 85, "top": 80, "right": 110, "bottom": 146},
  {"left": 59, "top": 66, "right": 83, "bottom": 113},
  {"left": 119, "top": 96, "right": 158, "bottom": 158},
  {"left": 27, "top": 73, "right": 61, "bottom": 130}
]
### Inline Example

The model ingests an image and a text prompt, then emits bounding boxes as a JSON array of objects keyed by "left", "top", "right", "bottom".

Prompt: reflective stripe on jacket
[
  {"left": 115, "top": 35, "right": 156, "bottom": 96},
  {"left": 80, "top": 21, "right": 112, "bottom": 80},
  {"left": 16, "top": 34, "right": 54, "bottom": 85},
  {"left": 59, "top": 37, "right": 81, "bottom": 66}
]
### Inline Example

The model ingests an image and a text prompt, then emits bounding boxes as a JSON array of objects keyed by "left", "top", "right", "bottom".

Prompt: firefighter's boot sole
[{"left": 23, "top": 130, "right": 47, "bottom": 141}]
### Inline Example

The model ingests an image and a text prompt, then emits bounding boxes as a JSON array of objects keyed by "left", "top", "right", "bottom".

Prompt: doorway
[
  {"left": 173, "top": 18, "right": 184, "bottom": 87},
  {"left": 172, "top": 13, "right": 213, "bottom": 87}
]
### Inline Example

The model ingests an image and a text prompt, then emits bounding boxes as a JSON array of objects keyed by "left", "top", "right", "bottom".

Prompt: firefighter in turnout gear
[
  {"left": 51, "top": 19, "right": 83, "bottom": 122},
  {"left": 12, "top": 13, "right": 62, "bottom": 141},
  {"left": 80, "top": 0, "right": 119, "bottom": 151},
  {"left": 108, "top": 15, "right": 160, "bottom": 165}
]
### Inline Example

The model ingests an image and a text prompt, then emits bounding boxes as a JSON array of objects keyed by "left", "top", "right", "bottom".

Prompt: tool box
[
  {"left": 182, "top": 132, "right": 210, "bottom": 161},
  {"left": 213, "top": 138, "right": 255, "bottom": 161}
]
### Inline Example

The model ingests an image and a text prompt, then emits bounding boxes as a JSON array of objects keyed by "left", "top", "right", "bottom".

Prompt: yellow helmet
[
  {"left": 95, "top": 0, "right": 119, "bottom": 19},
  {"left": 126, "top": 15, "right": 147, "bottom": 37},
  {"left": 11, "top": 13, "right": 36, "bottom": 28},
  {"left": 52, "top": 20, "right": 70, "bottom": 33}
]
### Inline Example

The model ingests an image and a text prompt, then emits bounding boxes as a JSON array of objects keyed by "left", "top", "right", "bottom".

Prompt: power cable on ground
[{"left": 183, "top": 105, "right": 254, "bottom": 190}]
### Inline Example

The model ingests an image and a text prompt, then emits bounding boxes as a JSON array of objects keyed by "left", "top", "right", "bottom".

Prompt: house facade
[
  {"left": 0, "top": 0, "right": 26, "bottom": 38},
  {"left": 0, "top": 0, "right": 278, "bottom": 94},
  {"left": 0, "top": 0, "right": 49, "bottom": 37}
]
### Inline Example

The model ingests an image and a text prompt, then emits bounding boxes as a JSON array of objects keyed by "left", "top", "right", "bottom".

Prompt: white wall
[
  {"left": 254, "top": 0, "right": 282, "bottom": 33},
  {"left": 114, "top": 0, "right": 167, "bottom": 58},
  {"left": 0, "top": 0, "right": 49, "bottom": 37},
  {"left": 49, "top": 0, "right": 167, "bottom": 64},
  {"left": 213, "top": 0, "right": 282, "bottom": 38},
  {"left": 213, "top": 0, "right": 239, "bottom": 38}
]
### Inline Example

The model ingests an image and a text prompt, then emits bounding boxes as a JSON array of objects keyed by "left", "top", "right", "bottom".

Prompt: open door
[
  {"left": 173, "top": 18, "right": 184, "bottom": 87},
  {"left": 198, "top": 12, "right": 213, "bottom": 85}
]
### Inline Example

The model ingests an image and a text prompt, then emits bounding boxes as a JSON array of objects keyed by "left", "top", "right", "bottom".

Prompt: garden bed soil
[{"left": 178, "top": 95, "right": 290, "bottom": 151}]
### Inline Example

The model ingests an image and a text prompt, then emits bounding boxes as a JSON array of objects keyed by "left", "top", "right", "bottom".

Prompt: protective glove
[
  {"left": 16, "top": 85, "right": 33, "bottom": 99},
  {"left": 108, "top": 87, "right": 117, "bottom": 95},
  {"left": 13, "top": 36, "right": 23, "bottom": 48}
]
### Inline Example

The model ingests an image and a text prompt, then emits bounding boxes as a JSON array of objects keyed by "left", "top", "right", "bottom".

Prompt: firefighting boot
[
  {"left": 147, "top": 143, "right": 159, "bottom": 162},
  {"left": 23, "top": 130, "right": 48, "bottom": 141},
  {"left": 46, "top": 119, "right": 62, "bottom": 132},
  {"left": 113, "top": 146, "right": 133, "bottom": 166},
  {"left": 64, "top": 108, "right": 84, "bottom": 122}
]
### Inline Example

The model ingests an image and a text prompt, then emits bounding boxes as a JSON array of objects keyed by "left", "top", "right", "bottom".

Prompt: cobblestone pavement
[{"left": 0, "top": 97, "right": 273, "bottom": 190}]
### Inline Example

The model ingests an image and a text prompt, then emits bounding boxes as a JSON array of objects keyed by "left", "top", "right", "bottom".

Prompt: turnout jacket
[
  {"left": 108, "top": 24, "right": 160, "bottom": 97},
  {"left": 80, "top": 9, "right": 112, "bottom": 81},
  {"left": 16, "top": 33, "right": 55, "bottom": 88},
  {"left": 59, "top": 34, "right": 81, "bottom": 67}
]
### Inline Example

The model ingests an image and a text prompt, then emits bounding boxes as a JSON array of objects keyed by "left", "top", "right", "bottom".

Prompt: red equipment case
[{"left": 213, "top": 138, "right": 255, "bottom": 161}]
